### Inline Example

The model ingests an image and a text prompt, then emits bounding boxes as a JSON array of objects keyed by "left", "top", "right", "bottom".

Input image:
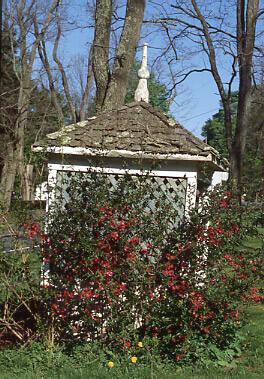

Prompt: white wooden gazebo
[{"left": 32, "top": 45, "right": 228, "bottom": 217}]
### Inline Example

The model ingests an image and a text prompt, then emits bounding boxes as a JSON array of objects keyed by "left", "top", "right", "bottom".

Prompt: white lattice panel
[{"left": 56, "top": 171, "right": 187, "bottom": 221}]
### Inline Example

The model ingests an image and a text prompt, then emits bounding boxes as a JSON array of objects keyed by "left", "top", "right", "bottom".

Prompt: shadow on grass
[{"left": 1, "top": 305, "right": 263, "bottom": 379}]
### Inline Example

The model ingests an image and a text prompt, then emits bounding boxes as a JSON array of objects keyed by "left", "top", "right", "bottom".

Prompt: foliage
[
  {"left": 202, "top": 89, "right": 264, "bottom": 197},
  {"left": 41, "top": 172, "right": 263, "bottom": 365},
  {"left": 201, "top": 93, "right": 238, "bottom": 159},
  {"left": 0, "top": 208, "right": 46, "bottom": 346}
]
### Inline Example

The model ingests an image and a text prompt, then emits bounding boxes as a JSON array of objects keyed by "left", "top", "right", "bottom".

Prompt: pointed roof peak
[{"left": 134, "top": 43, "right": 150, "bottom": 103}]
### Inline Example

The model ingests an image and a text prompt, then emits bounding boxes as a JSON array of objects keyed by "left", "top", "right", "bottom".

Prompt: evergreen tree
[
  {"left": 202, "top": 90, "right": 264, "bottom": 196},
  {"left": 201, "top": 93, "right": 238, "bottom": 159}
]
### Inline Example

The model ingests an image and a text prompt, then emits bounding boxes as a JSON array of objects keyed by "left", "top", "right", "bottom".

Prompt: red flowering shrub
[{"left": 42, "top": 173, "right": 263, "bottom": 363}]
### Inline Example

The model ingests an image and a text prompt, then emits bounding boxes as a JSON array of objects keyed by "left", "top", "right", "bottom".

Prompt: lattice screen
[
  {"left": 108, "top": 174, "right": 186, "bottom": 218},
  {"left": 56, "top": 171, "right": 187, "bottom": 222}
]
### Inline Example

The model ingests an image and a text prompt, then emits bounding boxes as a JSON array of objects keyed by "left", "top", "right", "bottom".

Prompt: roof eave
[{"left": 32, "top": 145, "right": 228, "bottom": 171}]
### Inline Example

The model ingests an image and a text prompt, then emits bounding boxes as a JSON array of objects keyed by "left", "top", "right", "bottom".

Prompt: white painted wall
[{"left": 209, "top": 171, "right": 229, "bottom": 190}]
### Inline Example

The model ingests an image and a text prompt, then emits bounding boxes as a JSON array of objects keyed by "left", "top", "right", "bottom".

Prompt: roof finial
[{"left": 134, "top": 43, "right": 150, "bottom": 103}]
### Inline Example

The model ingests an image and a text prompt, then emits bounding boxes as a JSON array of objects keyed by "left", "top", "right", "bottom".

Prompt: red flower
[
  {"left": 24, "top": 223, "right": 40, "bottom": 239},
  {"left": 110, "top": 231, "right": 120, "bottom": 240},
  {"left": 219, "top": 199, "right": 228, "bottom": 208},
  {"left": 127, "top": 236, "right": 141, "bottom": 244},
  {"left": 201, "top": 326, "right": 210, "bottom": 334},
  {"left": 104, "top": 269, "right": 113, "bottom": 278},
  {"left": 250, "top": 287, "right": 264, "bottom": 302},
  {"left": 175, "top": 353, "right": 183, "bottom": 361},
  {"left": 162, "top": 263, "right": 174, "bottom": 277},
  {"left": 232, "top": 224, "right": 240, "bottom": 233},
  {"left": 80, "top": 288, "right": 93, "bottom": 299},
  {"left": 230, "top": 309, "right": 239, "bottom": 318},
  {"left": 112, "top": 282, "right": 126, "bottom": 296},
  {"left": 124, "top": 340, "right": 131, "bottom": 348},
  {"left": 127, "top": 252, "right": 136, "bottom": 262},
  {"left": 117, "top": 221, "right": 126, "bottom": 230},
  {"left": 40, "top": 233, "right": 49, "bottom": 243},
  {"left": 165, "top": 253, "right": 177, "bottom": 261},
  {"left": 191, "top": 291, "right": 205, "bottom": 311}
]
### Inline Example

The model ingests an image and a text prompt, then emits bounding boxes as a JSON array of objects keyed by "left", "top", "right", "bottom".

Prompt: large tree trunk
[
  {"left": 0, "top": 142, "right": 17, "bottom": 209},
  {"left": 231, "top": 0, "right": 259, "bottom": 189},
  {"left": 102, "top": 0, "right": 146, "bottom": 111},
  {"left": 93, "top": 0, "right": 146, "bottom": 112},
  {"left": 93, "top": 0, "right": 112, "bottom": 112}
]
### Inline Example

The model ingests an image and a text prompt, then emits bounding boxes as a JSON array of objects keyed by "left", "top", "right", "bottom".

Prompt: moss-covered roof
[{"left": 33, "top": 102, "right": 227, "bottom": 168}]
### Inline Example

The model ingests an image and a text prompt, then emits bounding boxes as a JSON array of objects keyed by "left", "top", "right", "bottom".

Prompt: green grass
[
  {"left": 240, "top": 227, "right": 264, "bottom": 251},
  {"left": 0, "top": 305, "right": 263, "bottom": 379}
]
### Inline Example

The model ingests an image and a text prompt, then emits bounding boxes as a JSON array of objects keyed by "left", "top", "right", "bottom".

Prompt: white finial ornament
[{"left": 134, "top": 43, "right": 150, "bottom": 103}]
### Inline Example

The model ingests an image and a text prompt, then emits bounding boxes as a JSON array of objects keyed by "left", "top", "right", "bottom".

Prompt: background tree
[
  {"left": 0, "top": 0, "right": 59, "bottom": 208},
  {"left": 202, "top": 93, "right": 238, "bottom": 159},
  {"left": 202, "top": 86, "right": 264, "bottom": 196},
  {"left": 0, "top": 0, "right": 2, "bottom": 81},
  {"left": 145, "top": 0, "right": 263, "bottom": 189},
  {"left": 0, "top": 22, "right": 19, "bottom": 205}
]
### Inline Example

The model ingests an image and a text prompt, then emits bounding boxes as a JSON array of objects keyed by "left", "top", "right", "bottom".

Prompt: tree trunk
[
  {"left": 21, "top": 164, "right": 34, "bottom": 201},
  {"left": 0, "top": 142, "right": 17, "bottom": 209},
  {"left": 93, "top": 0, "right": 146, "bottom": 112},
  {"left": 232, "top": 0, "right": 259, "bottom": 189},
  {"left": 102, "top": 0, "right": 146, "bottom": 111},
  {"left": 93, "top": 0, "right": 112, "bottom": 112},
  {"left": 79, "top": 45, "right": 94, "bottom": 121}
]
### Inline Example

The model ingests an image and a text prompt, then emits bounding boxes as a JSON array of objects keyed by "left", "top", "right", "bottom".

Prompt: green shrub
[{"left": 41, "top": 172, "right": 263, "bottom": 365}]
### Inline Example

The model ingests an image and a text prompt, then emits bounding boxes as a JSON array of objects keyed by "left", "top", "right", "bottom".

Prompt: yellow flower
[
  {"left": 131, "top": 356, "right": 138, "bottom": 364},
  {"left": 107, "top": 361, "right": 114, "bottom": 368},
  {"left": 138, "top": 341, "right": 143, "bottom": 348}
]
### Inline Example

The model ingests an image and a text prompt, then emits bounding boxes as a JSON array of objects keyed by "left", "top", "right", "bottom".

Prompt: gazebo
[{"left": 32, "top": 45, "right": 228, "bottom": 217}]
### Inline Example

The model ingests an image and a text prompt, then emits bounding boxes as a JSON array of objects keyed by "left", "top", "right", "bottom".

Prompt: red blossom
[
  {"left": 123, "top": 340, "right": 132, "bottom": 348},
  {"left": 231, "top": 224, "right": 240, "bottom": 233},
  {"left": 201, "top": 326, "right": 210, "bottom": 334},
  {"left": 127, "top": 252, "right": 137, "bottom": 262},
  {"left": 190, "top": 291, "right": 205, "bottom": 311},
  {"left": 165, "top": 253, "right": 177, "bottom": 261},
  {"left": 117, "top": 221, "right": 127, "bottom": 230},
  {"left": 219, "top": 199, "right": 228, "bottom": 208},
  {"left": 175, "top": 353, "right": 183, "bottom": 361},
  {"left": 24, "top": 222, "right": 40, "bottom": 239},
  {"left": 112, "top": 282, "right": 126, "bottom": 296},
  {"left": 149, "top": 292, "right": 155, "bottom": 300},
  {"left": 230, "top": 309, "right": 239, "bottom": 318},
  {"left": 109, "top": 231, "right": 120, "bottom": 240},
  {"left": 168, "top": 279, "right": 188, "bottom": 295},
  {"left": 80, "top": 288, "right": 93, "bottom": 299},
  {"left": 127, "top": 236, "right": 141, "bottom": 244},
  {"left": 250, "top": 287, "right": 264, "bottom": 302},
  {"left": 162, "top": 263, "right": 175, "bottom": 277}
]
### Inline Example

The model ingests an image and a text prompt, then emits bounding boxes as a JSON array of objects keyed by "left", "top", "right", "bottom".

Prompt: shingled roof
[{"left": 33, "top": 102, "right": 228, "bottom": 170}]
